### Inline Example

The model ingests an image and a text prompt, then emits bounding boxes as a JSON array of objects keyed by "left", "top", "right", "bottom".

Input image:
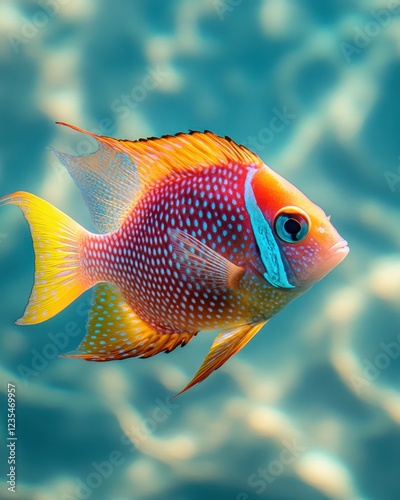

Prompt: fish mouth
[{"left": 324, "top": 240, "right": 349, "bottom": 260}]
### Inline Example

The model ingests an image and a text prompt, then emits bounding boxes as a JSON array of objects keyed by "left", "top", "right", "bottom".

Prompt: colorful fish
[{"left": 0, "top": 123, "right": 349, "bottom": 395}]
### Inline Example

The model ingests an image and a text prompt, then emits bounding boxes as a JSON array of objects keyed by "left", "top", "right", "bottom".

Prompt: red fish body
[
  {"left": 84, "top": 164, "right": 295, "bottom": 333},
  {"left": 0, "top": 124, "right": 349, "bottom": 394}
]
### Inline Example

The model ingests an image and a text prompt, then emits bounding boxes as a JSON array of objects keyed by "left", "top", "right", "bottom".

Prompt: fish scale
[
  {"left": 82, "top": 162, "right": 273, "bottom": 336},
  {"left": 0, "top": 123, "right": 348, "bottom": 395}
]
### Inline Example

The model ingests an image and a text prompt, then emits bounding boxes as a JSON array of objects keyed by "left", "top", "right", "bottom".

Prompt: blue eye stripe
[{"left": 244, "top": 169, "right": 294, "bottom": 289}]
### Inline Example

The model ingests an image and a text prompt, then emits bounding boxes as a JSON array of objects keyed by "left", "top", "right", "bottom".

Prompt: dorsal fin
[
  {"left": 50, "top": 140, "right": 139, "bottom": 233},
  {"left": 53, "top": 123, "right": 263, "bottom": 233}
]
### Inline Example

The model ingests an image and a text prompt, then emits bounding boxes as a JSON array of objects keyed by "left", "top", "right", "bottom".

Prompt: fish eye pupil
[
  {"left": 274, "top": 209, "right": 309, "bottom": 243},
  {"left": 283, "top": 218, "right": 301, "bottom": 235}
]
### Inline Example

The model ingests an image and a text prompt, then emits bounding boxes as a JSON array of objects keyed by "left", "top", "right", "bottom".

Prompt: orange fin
[
  {"left": 50, "top": 129, "right": 141, "bottom": 234},
  {"left": 63, "top": 283, "right": 196, "bottom": 361},
  {"left": 175, "top": 321, "right": 267, "bottom": 396},
  {"left": 54, "top": 123, "right": 263, "bottom": 232},
  {"left": 170, "top": 229, "right": 245, "bottom": 289},
  {"left": 0, "top": 191, "right": 90, "bottom": 324}
]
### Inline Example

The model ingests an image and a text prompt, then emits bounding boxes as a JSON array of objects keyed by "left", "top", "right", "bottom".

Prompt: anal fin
[
  {"left": 175, "top": 321, "right": 267, "bottom": 396},
  {"left": 63, "top": 283, "right": 195, "bottom": 361}
]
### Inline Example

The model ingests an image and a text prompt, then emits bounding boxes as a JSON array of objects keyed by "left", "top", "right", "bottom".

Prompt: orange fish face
[{"left": 248, "top": 165, "right": 349, "bottom": 288}]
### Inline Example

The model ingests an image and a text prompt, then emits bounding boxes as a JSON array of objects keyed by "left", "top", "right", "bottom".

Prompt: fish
[{"left": 0, "top": 123, "right": 349, "bottom": 395}]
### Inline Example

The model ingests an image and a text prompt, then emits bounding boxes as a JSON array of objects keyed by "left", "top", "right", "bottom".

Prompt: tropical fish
[{"left": 0, "top": 123, "right": 349, "bottom": 395}]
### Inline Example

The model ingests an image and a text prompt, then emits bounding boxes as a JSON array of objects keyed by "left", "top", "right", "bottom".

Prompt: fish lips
[
  {"left": 315, "top": 239, "right": 349, "bottom": 282},
  {"left": 324, "top": 239, "right": 349, "bottom": 262},
  {"left": 284, "top": 239, "right": 349, "bottom": 288}
]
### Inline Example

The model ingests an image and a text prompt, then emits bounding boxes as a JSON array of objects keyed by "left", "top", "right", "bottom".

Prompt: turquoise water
[{"left": 0, "top": 1, "right": 399, "bottom": 499}]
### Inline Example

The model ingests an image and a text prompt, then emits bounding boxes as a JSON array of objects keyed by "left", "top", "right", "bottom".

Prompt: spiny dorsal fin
[
  {"left": 116, "top": 128, "right": 264, "bottom": 182},
  {"left": 54, "top": 123, "right": 263, "bottom": 233},
  {"left": 62, "top": 283, "right": 196, "bottom": 361},
  {"left": 58, "top": 122, "right": 263, "bottom": 182}
]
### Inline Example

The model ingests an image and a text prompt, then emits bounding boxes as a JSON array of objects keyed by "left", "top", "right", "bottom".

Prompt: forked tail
[{"left": 0, "top": 191, "right": 92, "bottom": 324}]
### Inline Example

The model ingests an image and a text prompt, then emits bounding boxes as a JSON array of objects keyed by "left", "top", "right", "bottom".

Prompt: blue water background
[{"left": 0, "top": 1, "right": 399, "bottom": 499}]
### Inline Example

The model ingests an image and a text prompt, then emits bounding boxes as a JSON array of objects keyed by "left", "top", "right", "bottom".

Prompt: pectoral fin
[
  {"left": 170, "top": 229, "right": 245, "bottom": 289},
  {"left": 175, "top": 321, "right": 267, "bottom": 396}
]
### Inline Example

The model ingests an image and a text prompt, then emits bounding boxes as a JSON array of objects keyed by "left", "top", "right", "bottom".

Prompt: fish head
[{"left": 247, "top": 165, "right": 349, "bottom": 288}]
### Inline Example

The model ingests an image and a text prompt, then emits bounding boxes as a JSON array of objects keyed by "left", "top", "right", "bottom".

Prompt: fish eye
[{"left": 274, "top": 207, "right": 310, "bottom": 243}]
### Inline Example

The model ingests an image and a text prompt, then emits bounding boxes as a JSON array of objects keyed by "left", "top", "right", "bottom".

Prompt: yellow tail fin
[{"left": 0, "top": 191, "right": 91, "bottom": 324}]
